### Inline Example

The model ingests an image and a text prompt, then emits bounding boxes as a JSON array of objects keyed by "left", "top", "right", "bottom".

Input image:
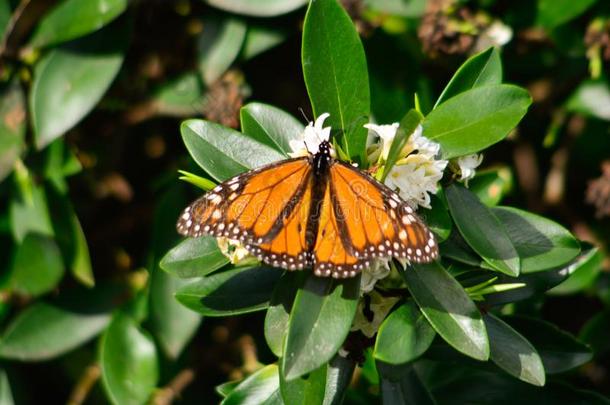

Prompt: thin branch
[
  {"left": 151, "top": 368, "right": 196, "bottom": 405},
  {"left": 66, "top": 363, "right": 101, "bottom": 405}
]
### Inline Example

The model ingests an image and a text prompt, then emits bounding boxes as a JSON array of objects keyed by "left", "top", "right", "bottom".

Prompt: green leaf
[
  {"left": 565, "top": 79, "right": 610, "bottom": 121},
  {"left": 380, "top": 365, "right": 435, "bottom": 405},
  {"left": 484, "top": 313, "right": 545, "bottom": 386},
  {"left": 374, "top": 300, "right": 436, "bottom": 365},
  {"left": 149, "top": 185, "right": 201, "bottom": 359},
  {"left": 282, "top": 275, "right": 360, "bottom": 380},
  {"left": 100, "top": 312, "right": 159, "bottom": 405},
  {"left": 549, "top": 245, "right": 601, "bottom": 295},
  {"left": 379, "top": 108, "right": 423, "bottom": 181},
  {"left": 216, "top": 379, "right": 242, "bottom": 398},
  {"left": 46, "top": 184, "right": 94, "bottom": 287},
  {"left": 504, "top": 316, "right": 592, "bottom": 374},
  {"left": 446, "top": 184, "right": 520, "bottom": 276},
  {"left": 265, "top": 272, "right": 298, "bottom": 357},
  {"left": 0, "top": 368, "right": 14, "bottom": 405},
  {"left": 0, "top": 284, "right": 121, "bottom": 360},
  {"left": 242, "top": 25, "right": 289, "bottom": 60},
  {"left": 536, "top": 0, "right": 598, "bottom": 29},
  {"left": 152, "top": 72, "right": 204, "bottom": 117},
  {"left": 175, "top": 265, "right": 283, "bottom": 316},
  {"left": 580, "top": 310, "right": 610, "bottom": 356},
  {"left": 364, "top": 0, "right": 426, "bottom": 17},
  {"left": 0, "top": 78, "right": 26, "bottom": 183},
  {"left": 435, "top": 47, "right": 502, "bottom": 108},
  {"left": 30, "top": 17, "right": 130, "bottom": 149},
  {"left": 181, "top": 119, "right": 285, "bottom": 181},
  {"left": 205, "top": 0, "right": 307, "bottom": 17},
  {"left": 423, "top": 85, "right": 531, "bottom": 159},
  {"left": 279, "top": 362, "right": 326, "bottom": 404},
  {"left": 469, "top": 167, "right": 513, "bottom": 207},
  {"left": 420, "top": 192, "right": 452, "bottom": 242},
  {"left": 9, "top": 233, "right": 64, "bottom": 297},
  {"left": 9, "top": 184, "right": 54, "bottom": 242},
  {"left": 402, "top": 262, "right": 489, "bottom": 361},
  {"left": 29, "top": 0, "right": 128, "bottom": 47},
  {"left": 323, "top": 354, "right": 356, "bottom": 405},
  {"left": 302, "top": 0, "right": 370, "bottom": 164},
  {"left": 160, "top": 237, "right": 229, "bottom": 279},
  {"left": 493, "top": 206, "right": 580, "bottom": 273},
  {"left": 240, "top": 102, "right": 304, "bottom": 155},
  {"left": 197, "top": 16, "right": 246, "bottom": 85},
  {"left": 222, "top": 364, "right": 282, "bottom": 404}
]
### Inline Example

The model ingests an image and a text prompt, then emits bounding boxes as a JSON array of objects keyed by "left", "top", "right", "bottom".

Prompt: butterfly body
[{"left": 177, "top": 140, "right": 438, "bottom": 278}]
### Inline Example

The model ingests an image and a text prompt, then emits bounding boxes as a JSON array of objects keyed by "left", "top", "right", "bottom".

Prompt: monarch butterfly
[{"left": 177, "top": 140, "right": 438, "bottom": 278}]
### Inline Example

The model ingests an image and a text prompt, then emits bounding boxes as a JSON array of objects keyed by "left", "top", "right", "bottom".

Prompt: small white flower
[
  {"left": 350, "top": 291, "right": 399, "bottom": 338},
  {"left": 473, "top": 20, "right": 513, "bottom": 53},
  {"left": 289, "top": 113, "right": 332, "bottom": 157},
  {"left": 364, "top": 122, "right": 399, "bottom": 161},
  {"left": 373, "top": 124, "right": 447, "bottom": 209},
  {"left": 217, "top": 237, "right": 250, "bottom": 264},
  {"left": 360, "top": 258, "right": 391, "bottom": 293},
  {"left": 456, "top": 153, "right": 483, "bottom": 185}
]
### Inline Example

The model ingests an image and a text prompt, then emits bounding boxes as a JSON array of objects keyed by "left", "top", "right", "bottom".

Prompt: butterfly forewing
[{"left": 177, "top": 157, "right": 311, "bottom": 244}]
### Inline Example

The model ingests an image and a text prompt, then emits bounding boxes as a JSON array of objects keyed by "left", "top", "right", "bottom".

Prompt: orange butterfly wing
[
  {"left": 177, "top": 158, "right": 312, "bottom": 250},
  {"left": 311, "top": 161, "right": 438, "bottom": 278}
]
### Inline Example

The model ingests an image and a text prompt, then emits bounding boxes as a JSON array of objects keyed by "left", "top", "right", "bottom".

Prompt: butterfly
[{"left": 177, "top": 140, "right": 438, "bottom": 278}]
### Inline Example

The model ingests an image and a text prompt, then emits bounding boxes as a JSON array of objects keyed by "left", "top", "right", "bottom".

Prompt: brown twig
[
  {"left": 151, "top": 369, "right": 196, "bottom": 405},
  {"left": 66, "top": 363, "right": 101, "bottom": 405}
]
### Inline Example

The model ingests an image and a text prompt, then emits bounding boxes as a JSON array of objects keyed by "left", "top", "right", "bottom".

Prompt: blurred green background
[{"left": 0, "top": 0, "right": 609, "bottom": 403}]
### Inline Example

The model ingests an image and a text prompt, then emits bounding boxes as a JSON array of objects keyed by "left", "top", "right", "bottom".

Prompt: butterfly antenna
[{"left": 298, "top": 107, "right": 310, "bottom": 123}]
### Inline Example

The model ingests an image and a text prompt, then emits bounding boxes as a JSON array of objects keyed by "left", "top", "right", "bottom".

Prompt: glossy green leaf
[
  {"left": 421, "top": 192, "right": 452, "bottom": 242},
  {"left": 435, "top": 47, "right": 502, "bottom": 108},
  {"left": 504, "top": 316, "right": 592, "bottom": 374},
  {"left": 536, "top": 0, "right": 598, "bottom": 29},
  {"left": 43, "top": 139, "right": 82, "bottom": 193},
  {"left": 548, "top": 246, "right": 601, "bottom": 295},
  {"left": 439, "top": 230, "right": 481, "bottom": 267},
  {"left": 29, "top": 0, "right": 128, "bottom": 47},
  {"left": 216, "top": 379, "right": 242, "bottom": 398},
  {"left": 0, "top": 284, "right": 120, "bottom": 360},
  {"left": 160, "top": 237, "right": 229, "bottom": 279},
  {"left": 205, "top": 0, "right": 307, "bottom": 17},
  {"left": 579, "top": 310, "right": 610, "bottom": 356},
  {"left": 240, "top": 102, "right": 304, "bottom": 155},
  {"left": 302, "top": 0, "right": 370, "bottom": 164},
  {"left": 149, "top": 185, "right": 201, "bottom": 359},
  {"left": 469, "top": 167, "right": 513, "bottom": 207},
  {"left": 402, "top": 262, "right": 489, "bottom": 361},
  {"left": 283, "top": 275, "right": 360, "bottom": 380},
  {"left": 198, "top": 16, "right": 246, "bottom": 85},
  {"left": 0, "top": 369, "right": 14, "bottom": 405},
  {"left": 374, "top": 300, "right": 436, "bottom": 365},
  {"left": 379, "top": 108, "right": 423, "bottom": 181},
  {"left": 565, "top": 79, "right": 610, "bottom": 121},
  {"left": 100, "top": 312, "right": 159, "bottom": 405},
  {"left": 222, "top": 364, "right": 282, "bottom": 405},
  {"left": 46, "top": 184, "right": 94, "bottom": 287},
  {"left": 485, "top": 314, "right": 545, "bottom": 386},
  {"left": 30, "top": 18, "right": 130, "bottom": 149},
  {"left": 493, "top": 206, "right": 580, "bottom": 273},
  {"left": 364, "top": 0, "right": 426, "bottom": 17},
  {"left": 380, "top": 365, "right": 435, "bottom": 405},
  {"left": 279, "top": 362, "right": 326, "bottom": 405},
  {"left": 0, "top": 78, "right": 26, "bottom": 182},
  {"left": 242, "top": 25, "right": 289, "bottom": 60},
  {"left": 9, "top": 233, "right": 64, "bottom": 297},
  {"left": 446, "top": 184, "right": 520, "bottom": 276},
  {"left": 181, "top": 119, "right": 284, "bottom": 181},
  {"left": 175, "top": 265, "right": 283, "bottom": 316},
  {"left": 152, "top": 72, "right": 204, "bottom": 117},
  {"left": 265, "top": 272, "right": 298, "bottom": 357},
  {"left": 423, "top": 85, "right": 531, "bottom": 159},
  {"left": 9, "top": 184, "right": 54, "bottom": 242},
  {"left": 323, "top": 354, "right": 356, "bottom": 405}
]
